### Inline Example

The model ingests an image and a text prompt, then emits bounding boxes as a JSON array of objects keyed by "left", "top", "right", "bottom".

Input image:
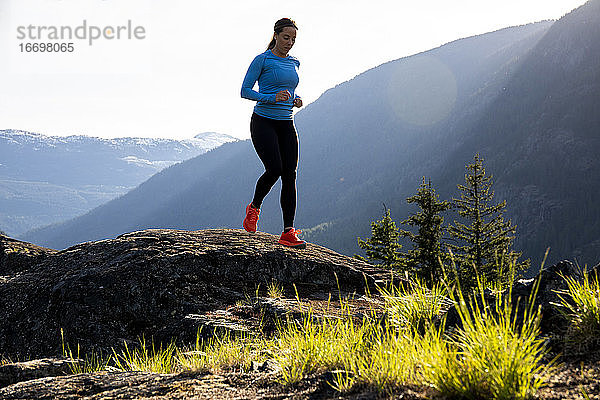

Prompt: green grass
[
  {"left": 271, "top": 273, "right": 555, "bottom": 398},
  {"left": 266, "top": 280, "right": 285, "bottom": 299},
  {"left": 61, "top": 328, "right": 112, "bottom": 374},
  {"left": 555, "top": 267, "right": 600, "bottom": 351},
  {"left": 581, "top": 385, "right": 592, "bottom": 400},
  {"left": 271, "top": 301, "right": 419, "bottom": 391},
  {"left": 273, "top": 306, "right": 377, "bottom": 386},
  {"left": 329, "top": 321, "right": 433, "bottom": 394},
  {"left": 56, "top": 260, "right": 565, "bottom": 399},
  {"left": 112, "top": 336, "right": 177, "bottom": 373},
  {"left": 420, "top": 276, "right": 556, "bottom": 399},
  {"left": 177, "top": 330, "right": 271, "bottom": 373},
  {"left": 379, "top": 277, "right": 449, "bottom": 333}
]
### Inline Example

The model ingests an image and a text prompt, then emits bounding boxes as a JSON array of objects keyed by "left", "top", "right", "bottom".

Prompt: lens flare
[{"left": 386, "top": 55, "right": 457, "bottom": 126}]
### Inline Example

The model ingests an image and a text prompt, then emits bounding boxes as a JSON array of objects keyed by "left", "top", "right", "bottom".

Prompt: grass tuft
[
  {"left": 177, "top": 330, "right": 271, "bottom": 373},
  {"left": 111, "top": 336, "right": 178, "bottom": 373},
  {"left": 379, "top": 277, "right": 449, "bottom": 334},
  {"left": 421, "top": 270, "right": 556, "bottom": 400},
  {"left": 554, "top": 267, "right": 600, "bottom": 352},
  {"left": 61, "top": 328, "right": 111, "bottom": 374},
  {"left": 266, "top": 280, "right": 285, "bottom": 299}
]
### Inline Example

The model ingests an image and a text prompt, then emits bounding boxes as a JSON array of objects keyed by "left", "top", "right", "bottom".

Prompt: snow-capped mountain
[{"left": 0, "top": 129, "right": 237, "bottom": 236}]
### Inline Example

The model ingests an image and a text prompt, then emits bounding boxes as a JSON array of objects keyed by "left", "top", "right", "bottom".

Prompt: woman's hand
[
  {"left": 293, "top": 97, "right": 303, "bottom": 108},
  {"left": 275, "top": 90, "right": 291, "bottom": 102}
]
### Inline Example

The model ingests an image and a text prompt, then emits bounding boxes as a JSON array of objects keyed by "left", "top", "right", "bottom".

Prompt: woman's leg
[
  {"left": 250, "top": 113, "right": 283, "bottom": 209},
  {"left": 276, "top": 119, "right": 299, "bottom": 229}
]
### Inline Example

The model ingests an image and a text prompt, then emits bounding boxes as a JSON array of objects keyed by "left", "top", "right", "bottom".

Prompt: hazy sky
[{"left": 0, "top": 0, "right": 588, "bottom": 140}]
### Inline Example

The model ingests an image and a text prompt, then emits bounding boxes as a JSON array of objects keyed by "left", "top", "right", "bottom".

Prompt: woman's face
[{"left": 274, "top": 26, "right": 296, "bottom": 55}]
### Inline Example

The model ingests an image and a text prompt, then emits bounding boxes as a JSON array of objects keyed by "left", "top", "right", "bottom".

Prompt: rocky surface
[
  {"left": 0, "top": 229, "right": 389, "bottom": 360},
  {"left": 0, "top": 358, "right": 77, "bottom": 388},
  {"left": 0, "top": 367, "right": 429, "bottom": 400},
  {"left": 1, "top": 230, "right": 598, "bottom": 399},
  {"left": 0, "top": 234, "right": 56, "bottom": 275},
  {"left": 1, "top": 359, "right": 598, "bottom": 399},
  {"left": 512, "top": 260, "right": 587, "bottom": 334}
]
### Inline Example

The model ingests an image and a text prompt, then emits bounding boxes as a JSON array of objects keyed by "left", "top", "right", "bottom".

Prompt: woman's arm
[{"left": 241, "top": 54, "right": 276, "bottom": 103}]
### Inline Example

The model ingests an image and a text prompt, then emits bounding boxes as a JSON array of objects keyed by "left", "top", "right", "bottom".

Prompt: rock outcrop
[
  {"left": 0, "top": 368, "right": 407, "bottom": 400},
  {"left": 511, "top": 260, "right": 585, "bottom": 334},
  {"left": 0, "top": 358, "right": 77, "bottom": 388},
  {"left": 0, "top": 229, "right": 596, "bottom": 399},
  {"left": 0, "top": 234, "right": 56, "bottom": 275},
  {"left": 0, "top": 229, "right": 389, "bottom": 360}
]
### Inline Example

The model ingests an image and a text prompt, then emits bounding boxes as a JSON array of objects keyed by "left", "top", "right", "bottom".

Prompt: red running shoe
[
  {"left": 243, "top": 203, "right": 260, "bottom": 233},
  {"left": 278, "top": 228, "right": 306, "bottom": 249}
]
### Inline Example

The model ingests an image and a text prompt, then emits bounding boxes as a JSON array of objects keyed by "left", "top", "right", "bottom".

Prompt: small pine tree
[
  {"left": 399, "top": 177, "right": 451, "bottom": 287},
  {"left": 448, "top": 153, "right": 529, "bottom": 289},
  {"left": 355, "top": 205, "right": 405, "bottom": 271}
]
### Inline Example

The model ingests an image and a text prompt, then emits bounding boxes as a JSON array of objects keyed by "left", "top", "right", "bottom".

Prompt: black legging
[{"left": 250, "top": 112, "right": 298, "bottom": 229}]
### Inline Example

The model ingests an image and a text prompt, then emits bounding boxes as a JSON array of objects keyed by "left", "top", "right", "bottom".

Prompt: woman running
[{"left": 240, "top": 17, "right": 306, "bottom": 249}]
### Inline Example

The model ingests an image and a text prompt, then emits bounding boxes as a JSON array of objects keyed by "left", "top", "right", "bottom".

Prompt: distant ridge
[{"left": 0, "top": 129, "right": 237, "bottom": 236}]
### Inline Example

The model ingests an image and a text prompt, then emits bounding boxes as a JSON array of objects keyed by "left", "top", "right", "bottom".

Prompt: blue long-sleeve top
[{"left": 241, "top": 49, "right": 301, "bottom": 120}]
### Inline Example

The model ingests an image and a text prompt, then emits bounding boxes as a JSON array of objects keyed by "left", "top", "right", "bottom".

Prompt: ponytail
[{"left": 266, "top": 17, "right": 298, "bottom": 50}]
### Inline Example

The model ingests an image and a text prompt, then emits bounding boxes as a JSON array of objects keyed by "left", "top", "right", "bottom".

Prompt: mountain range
[
  {"left": 22, "top": 0, "right": 600, "bottom": 270},
  {"left": 0, "top": 130, "right": 236, "bottom": 236}
]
